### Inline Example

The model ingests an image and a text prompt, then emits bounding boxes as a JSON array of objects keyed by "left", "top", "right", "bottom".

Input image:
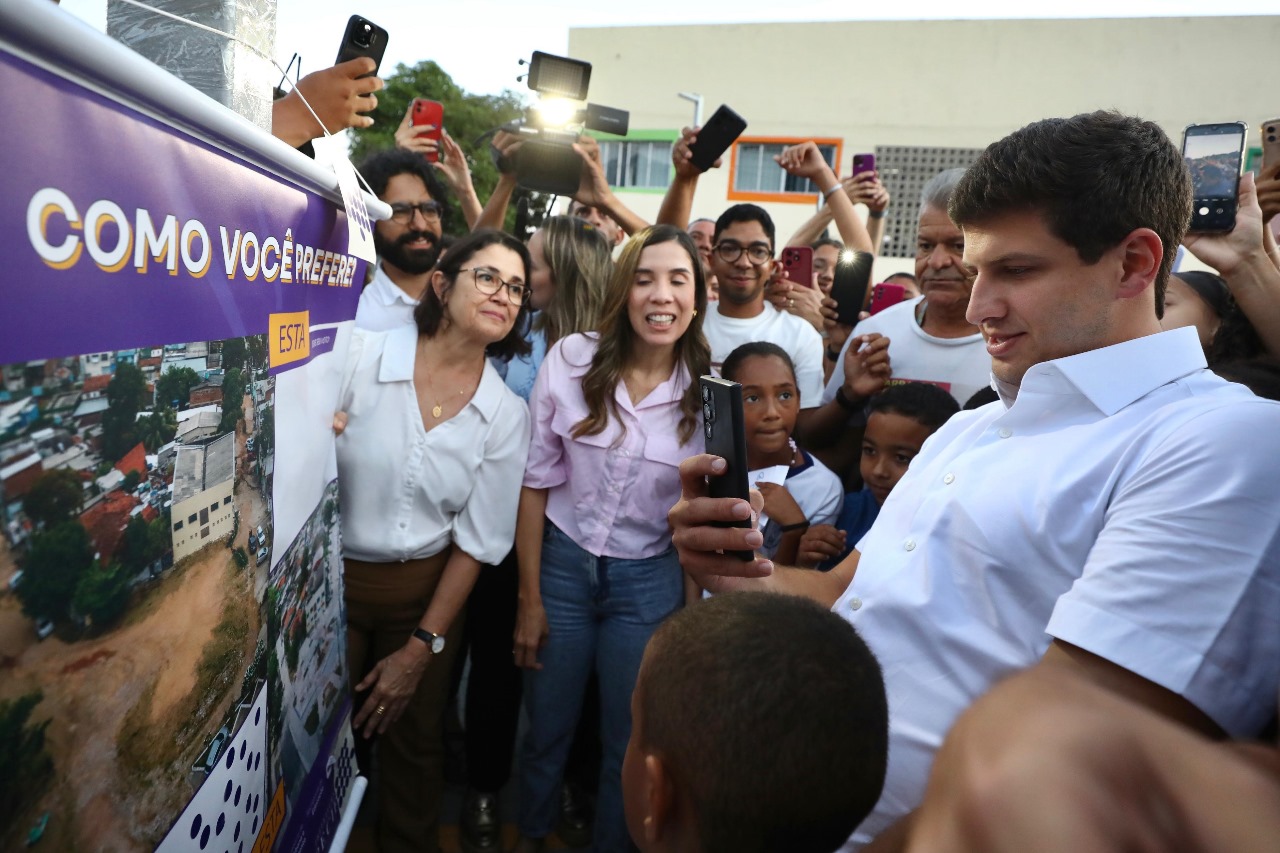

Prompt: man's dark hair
[
  {"left": 884, "top": 271, "right": 917, "bottom": 285},
  {"left": 713, "top": 203, "right": 776, "bottom": 250},
  {"left": 949, "top": 111, "right": 1191, "bottom": 320},
  {"left": 868, "top": 382, "right": 960, "bottom": 430},
  {"left": 415, "top": 229, "right": 532, "bottom": 360},
  {"left": 358, "top": 148, "right": 450, "bottom": 226},
  {"left": 720, "top": 341, "right": 796, "bottom": 386},
  {"left": 637, "top": 593, "right": 888, "bottom": 853}
]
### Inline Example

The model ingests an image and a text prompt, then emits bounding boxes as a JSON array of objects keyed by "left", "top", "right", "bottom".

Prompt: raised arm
[
  {"left": 272, "top": 57, "right": 382, "bottom": 148},
  {"left": 572, "top": 135, "right": 648, "bottom": 236},
  {"left": 472, "top": 132, "right": 522, "bottom": 233},
  {"left": 657, "top": 126, "right": 712, "bottom": 230}
]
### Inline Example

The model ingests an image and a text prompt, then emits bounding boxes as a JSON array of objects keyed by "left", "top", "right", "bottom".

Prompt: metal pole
[{"left": 677, "top": 92, "right": 703, "bottom": 128}]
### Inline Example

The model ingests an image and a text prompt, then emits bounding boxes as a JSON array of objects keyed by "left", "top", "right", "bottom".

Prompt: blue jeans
[{"left": 519, "top": 521, "right": 684, "bottom": 852}]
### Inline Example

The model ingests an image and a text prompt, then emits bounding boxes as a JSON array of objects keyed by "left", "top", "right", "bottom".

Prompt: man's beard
[{"left": 375, "top": 228, "right": 440, "bottom": 275}]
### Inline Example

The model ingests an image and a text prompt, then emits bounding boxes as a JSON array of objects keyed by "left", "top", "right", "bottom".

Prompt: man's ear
[
  {"left": 1116, "top": 227, "right": 1163, "bottom": 303},
  {"left": 642, "top": 753, "right": 676, "bottom": 847}
]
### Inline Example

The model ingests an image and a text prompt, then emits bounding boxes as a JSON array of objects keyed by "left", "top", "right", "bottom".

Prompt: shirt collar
[
  {"left": 378, "top": 324, "right": 505, "bottom": 421},
  {"left": 374, "top": 264, "right": 420, "bottom": 307},
  {"left": 1000, "top": 326, "right": 1207, "bottom": 416}
]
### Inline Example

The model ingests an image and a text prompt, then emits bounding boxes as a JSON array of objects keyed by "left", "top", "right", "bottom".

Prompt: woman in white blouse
[{"left": 335, "top": 229, "right": 533, "bottom": 853}]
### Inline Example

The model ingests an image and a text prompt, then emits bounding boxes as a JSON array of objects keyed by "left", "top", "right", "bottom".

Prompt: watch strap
[{"left": 412, "top": 627, "right": 444, "bottom": 654}]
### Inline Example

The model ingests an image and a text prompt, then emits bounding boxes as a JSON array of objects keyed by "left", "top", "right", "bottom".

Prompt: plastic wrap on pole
[{"left": 106, "top": 0, "right": 275, "bottom": 131}]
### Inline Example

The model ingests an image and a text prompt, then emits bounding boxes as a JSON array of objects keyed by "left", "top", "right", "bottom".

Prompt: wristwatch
[{"left": 412, "top": 627, "right": 446, "bottom": 655}]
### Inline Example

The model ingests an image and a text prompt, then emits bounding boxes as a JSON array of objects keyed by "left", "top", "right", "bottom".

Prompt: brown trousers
[{"left": 345, "top": 553, "right": 465, "bottom": 853}]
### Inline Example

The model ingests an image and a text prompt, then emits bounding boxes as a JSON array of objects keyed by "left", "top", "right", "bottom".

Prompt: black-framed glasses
[
  {"left": 460, "top": 267, "right": 531, "bottom": 306},
  {"left": 388, "top": 201, "right": 444, "bottom": 224},
  {"left": 714, "top": 241, "right": 772, "bottom": 265}
]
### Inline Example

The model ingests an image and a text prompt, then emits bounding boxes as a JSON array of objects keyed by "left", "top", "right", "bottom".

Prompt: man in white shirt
[
  {"left": 355, "top": 149, "right": 448, "bottom": 331},
  {"left": 700, "top": 203, "right": 826, "bottom": 411},
  {"left": 807, "top": 169, "right": 987, "bottom": 449},
  {"left": 666, "top": 111, "right": 1280, "bottom": 849}
]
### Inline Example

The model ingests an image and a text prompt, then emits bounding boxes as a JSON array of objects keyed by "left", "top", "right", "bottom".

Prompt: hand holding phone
[
  {"left": 335, "top": 15, "right": 388, "bottom": 98},
  {"left": 830, "top": 251, "right": 874, "bottom": 326},
  {"left": 1183, "top": 122, "right": 1247, "bottom": 233},
  {"left": 868, "top": 283, "right": 906, "bottom": 316},
  {"left": 688, "top": 105, "right": 748, "bottom": 173},
  {"left": 700, "top": 377, "right": 754, "bottom": 562},
  {"left": 410, "top": 99, "right": 444, "bottom": 163},
  {"left": 781, "top": 247, "right": 814, "bottom": 288},
  {"left": 852, "top": 153, "right": 877, "bottom": 177}
]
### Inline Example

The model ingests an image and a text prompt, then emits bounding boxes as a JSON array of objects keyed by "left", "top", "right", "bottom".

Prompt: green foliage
[
  {"left": 155, "top": 366, "right": 201, "bottom": 411},
  {"left": 232, "top": 547, "right": 248, "bottom": 570},
  {"left": 349, "top": 60, "right": 548, "bottom": 235},
  {"left": 73, "top": 560, "right": 132, "bottom": 632},
  {"left": 219, "top": 367, "right": 244, "bottom": 436},
  {"left": 101, "top": 362, "right": 148, "bottom": 462},
  {"left": 219, "top": 337, "right": 247, "bottom": 375},
  {"left": 121, "top": 470, "right": 141, "bottom": 494},
  {"left": 138, "top": 406, "right": 177, "bottom": 452},
  {"left": 17, "top": 522, "right": 94, "bottom": 621},
  {"left": 257, "top": 410, "right": 275, "bottom": 456},
  {"left": 0, "top": 691, "right": 53, "bottom": 830},
  {"left": 23, "top": 468, "right": 85, "bottom": 528},
  {"left": 117, "top": 516, "right": 150, "bottom": 572},
  {"left": 147, "top": 515, "right": 171, "bottom": 562}
]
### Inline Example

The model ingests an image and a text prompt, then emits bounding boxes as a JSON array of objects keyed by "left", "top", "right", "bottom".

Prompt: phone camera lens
[
  {"left": 702, "top": 402, "right": 714, "bottom": 421},
  {"left": 354, "top": 23, "right": 373, "bottom": 48},
  {"left": 701, "top": 386, "right": 711, "bottom": 402}
]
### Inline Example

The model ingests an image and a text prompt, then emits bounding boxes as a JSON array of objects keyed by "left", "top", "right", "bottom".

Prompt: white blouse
[{"left": 336, "top": 325, "right": 531, "bottom": 565}]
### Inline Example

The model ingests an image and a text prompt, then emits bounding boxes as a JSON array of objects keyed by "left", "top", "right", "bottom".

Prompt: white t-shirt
[
  {"left": 822, "top": 296, "right": 990, "bottom": 407},
  {"left": 703, "top": 302, "right": 825, "bottom": 409},
  {"left": 335, "top": 325, "right": 531, "bottom": 565},
  {"left": 355, "top": 264, "right": 419, "bottom": 331},
  {"left": 836, "top": 326, "right": 1280, "bottom": 848}
]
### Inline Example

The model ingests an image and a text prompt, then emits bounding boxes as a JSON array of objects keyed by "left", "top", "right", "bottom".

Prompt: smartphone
[
  {"left": 699, "top": 376, "right": 753, "bottom": 562},
  {"left": 830, "top": 251, "right": 874, "bottom": 326},
  {"left": 781, "top": 246, "right": 814, "bottom": 288},
  {"left": 1182, "top": 122, "right": 1247, "bottom": 233},
  {"left": 335, "top": 15, "right": 388, "bottom": 86},
  {"left": 852, "top": 153, "right": 876, "bottom": 177},
  {"left": 1262, "top": 117, "right": 1280, "bottom": 169},
  {"left": 868, "top": 282, "right": 907, "bottom": 316},
  {"left": 689, "top": 105, "right": 748, "bottom": 173},
  {"left": 411, "top": 99, "right": 444, "bottom": 163}
]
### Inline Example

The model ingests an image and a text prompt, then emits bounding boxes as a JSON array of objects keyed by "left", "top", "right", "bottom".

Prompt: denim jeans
[{"left": 518, "top": 521, "right": 684, "bottom": 852}]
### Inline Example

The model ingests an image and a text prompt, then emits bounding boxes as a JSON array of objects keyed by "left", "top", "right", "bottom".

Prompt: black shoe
[
  {"left": 461, "top": 789, "right": 500, "bottom": 853},
  {"left": 557, "top": 783, "right": 593, "bottom": 849}
]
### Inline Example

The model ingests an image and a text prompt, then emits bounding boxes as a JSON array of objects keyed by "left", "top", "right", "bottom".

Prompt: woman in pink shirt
[{"left": 512, "top": 225, "right": 710, "bottom": 853}]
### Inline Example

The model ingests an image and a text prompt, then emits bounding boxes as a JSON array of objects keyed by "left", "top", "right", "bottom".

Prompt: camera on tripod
[{"left": 494, "top": 52, "right": 629, "bottom": 196}]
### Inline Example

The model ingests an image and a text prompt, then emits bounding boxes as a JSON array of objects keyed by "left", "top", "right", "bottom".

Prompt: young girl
[
  {"left": 513, "top": 225, "right": 710, "bottom": 853},
  {"left": 721, "top": 341, "right": 842, "bottom": 566}
]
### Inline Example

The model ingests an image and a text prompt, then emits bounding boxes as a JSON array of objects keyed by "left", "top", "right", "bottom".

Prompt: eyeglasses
[
  {"left": 714, "top": 241, "right": 773, "bottom": 265},
  {"left": 459, "top": 267, "right": 531, "bottom": 306},
  {"left": 388, "top": 201, "right": 444, "bottom": 224}
]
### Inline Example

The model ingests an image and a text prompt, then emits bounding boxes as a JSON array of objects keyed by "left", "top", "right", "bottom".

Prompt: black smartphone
[
  {"left": 1182, "top": 122, "right": 1247, "bottom": 233},
  {"left": 335, "top": 15, "right": 388, "bottom": 84},
  {"left": 689, "top": 105, "right": 747, "bottom": 173},
  {"left": 830, "top": 250, "right": 874, "bottom": 326},
  {"left": 700, "top": 376, "right": 753, "bottom": 562}
]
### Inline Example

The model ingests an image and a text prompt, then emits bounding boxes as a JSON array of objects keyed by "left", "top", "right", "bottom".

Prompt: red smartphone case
[
  {"left": 781, "top": 247, "right": 814, "bottom": 288},
  {"left": 411, "top": 99, "right": 444, "bottom": 163},
  {"left": 869, "top": 283, "right": 906, "bottom": 316}
]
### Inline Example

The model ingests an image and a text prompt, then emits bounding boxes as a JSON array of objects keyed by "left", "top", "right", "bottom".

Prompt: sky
[{"left": 60, "top": 1, "right": 1279, "bottom": 100}]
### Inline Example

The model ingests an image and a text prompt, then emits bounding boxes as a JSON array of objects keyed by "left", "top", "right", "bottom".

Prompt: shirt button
[
  {"left": 943, "top": 473, "right": 955, "bottom": 485},
  {"left": 904, "top": 539, "right": 916, "bottom": 552},
  {"left": 849, "top": 597, "right": 863, "bottom": 611},
  {"left": 998, "top": 427, "right": 1012, "bottom": 438}
]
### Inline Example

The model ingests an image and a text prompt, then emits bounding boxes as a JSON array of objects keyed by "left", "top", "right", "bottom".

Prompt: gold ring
[
  {"left": 375, "top": 705, "right": 386, "bottom": 715},
  {"left": 787, "top": 298, "right": 795, "bottom": 308}
]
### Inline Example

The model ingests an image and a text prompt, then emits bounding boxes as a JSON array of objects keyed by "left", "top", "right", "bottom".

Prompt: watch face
[{"left": 430, "top": 634, "right": 446, "bottom": 654}]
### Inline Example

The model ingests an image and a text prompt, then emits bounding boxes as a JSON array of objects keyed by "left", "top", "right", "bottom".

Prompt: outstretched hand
[{"left": 668, "top": 454, "right": 771, "bottom": 594}]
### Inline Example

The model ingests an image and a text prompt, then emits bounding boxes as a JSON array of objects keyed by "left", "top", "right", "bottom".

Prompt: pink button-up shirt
[{"left": 524, "top": 333, "right": 704, "bottom": 559}]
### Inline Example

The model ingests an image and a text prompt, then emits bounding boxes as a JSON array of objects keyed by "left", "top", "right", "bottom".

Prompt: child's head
[
  {"left": 721, "top": 342, "right": 799, "bottom": 469},
  {"left": 624, "top": 593, "right": 888, "bottom": 853},
  {"left": 862, "top": 383, "right": 959, "bottom": 505}
]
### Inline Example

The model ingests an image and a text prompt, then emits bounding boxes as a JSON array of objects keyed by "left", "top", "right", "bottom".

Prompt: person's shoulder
[
  {"left": 546, "top": 332, "right": 598, "bottom": 373},
  {"left": 1153, "top": 373, "right": 1280, "bottom": 441},
  {"left": 854, "top": 295, "right": 921, "bottom": 335}
]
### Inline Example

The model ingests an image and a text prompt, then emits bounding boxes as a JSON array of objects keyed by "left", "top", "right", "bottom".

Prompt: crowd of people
[{"left": 276, "top": 55, "right": 1280, "bottom": 853}]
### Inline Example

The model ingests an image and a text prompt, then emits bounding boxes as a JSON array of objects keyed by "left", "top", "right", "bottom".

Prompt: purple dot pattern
[{"left": 155, "top": 687, "right": 270, "bottom": 853}]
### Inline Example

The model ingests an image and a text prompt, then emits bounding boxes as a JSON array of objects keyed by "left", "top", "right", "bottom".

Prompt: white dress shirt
[
  {"left": 336, "top": 325, "right": 531, "bottom": 565},
  {"left": 355, "top": 264, "right": 419, "bottom": 331},
  {"left": 837, "top": 326, "right": 1280, "bottom": 848}
]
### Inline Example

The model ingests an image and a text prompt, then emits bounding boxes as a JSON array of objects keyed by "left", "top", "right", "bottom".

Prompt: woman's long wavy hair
[
  {"left": 533, "top": 216, "right": 613, "bottom": 348},
  {"left": 573, "top": 225, "right": 710, "bottom": 446}
]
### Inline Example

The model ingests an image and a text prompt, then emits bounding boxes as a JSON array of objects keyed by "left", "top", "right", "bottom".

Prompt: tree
[
  {"left": 0, "top": 691, "right": 53, "bottom": 830},
  {"left": 155, "top": 366, "right": 201, "bottom": 411},
  {"left": 101, "top": 362, "right": 148, "bottom": 463},
  {"left": 17, "top": 522, "right": 94, "bottom": 621},
  {"left": 138, "top": 406, "right": 177, "bottom": 452},
  {"left": 219, "top": 337, "right": 247, "bottom": 375},
  {"left": 23, "top": 469, "right": 85, "bottom": 528},
  {"left": 348, "top": 60, "right": 550, "bottom": 235},
  {"left": 117, "top": 515, "right": 151, "bottom": 573},
  {"left": 219, "top": 367, "right": 244, "bottom": 435},
  {"left": 121, "top": 470, "right": 141, "bottom": 494},
  {"left": 73, "top": 561, "right": 132, "bottom": 631},
  {"left": 257, "top": 409, "right": 275, "bottom": 456}
]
